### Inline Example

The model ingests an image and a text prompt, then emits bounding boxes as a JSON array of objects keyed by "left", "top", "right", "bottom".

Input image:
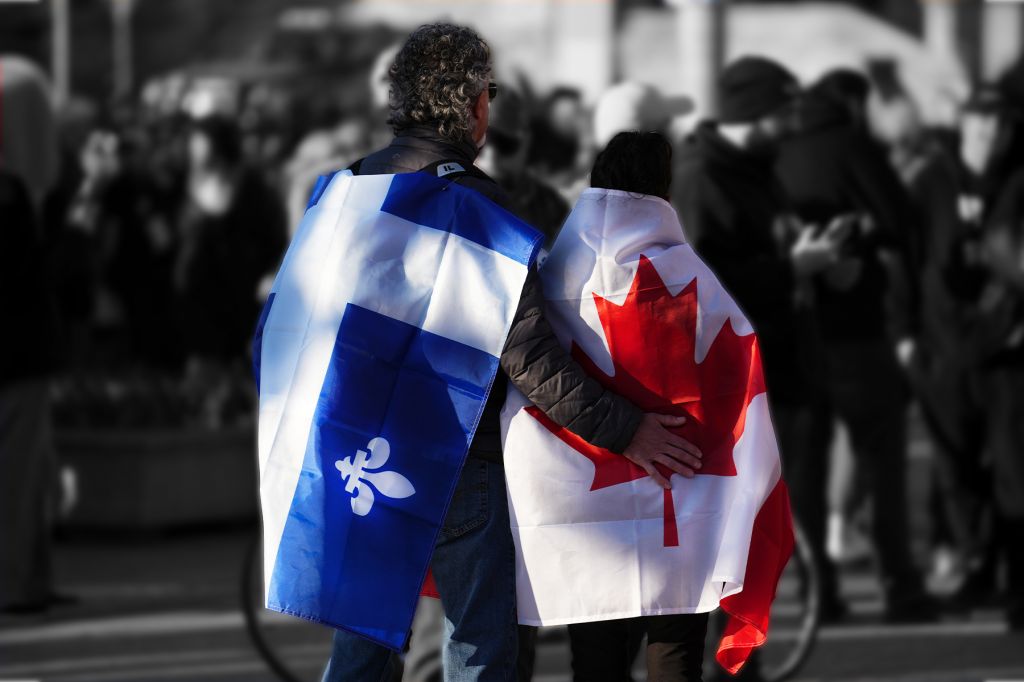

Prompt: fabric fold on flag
[
  {"left": 500, "top": 187, "right": 793, "bottom": 673},
  {"left": 255, "top": 171, "right": 541, "bottom": 650}
]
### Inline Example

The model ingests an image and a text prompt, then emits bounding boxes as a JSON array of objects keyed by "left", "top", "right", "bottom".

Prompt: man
[
  {"left": 774, "top": 69, "right": 934, "bottom": 622},
  {"left": 672, "top": 56, "right": 846, "bottom": 630},
  {"left": 909, "top": 87, "right": 1019, "bottom": 609},
  {"left": 405, "top": 84, "right": 569, "bottom": 682},
  {"left": 322, "top": 24, "right": 700, "bottom": 682}
]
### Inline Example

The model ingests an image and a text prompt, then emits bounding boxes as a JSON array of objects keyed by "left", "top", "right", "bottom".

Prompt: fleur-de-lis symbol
[{"left": 335, "top": 437, "right": 415, "bottom": 516}]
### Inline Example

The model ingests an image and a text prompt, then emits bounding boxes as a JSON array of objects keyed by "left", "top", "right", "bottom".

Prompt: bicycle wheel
[
  {"left": 701, "top": 519, "right": 820, "bottom": 682},
  {"left": 757, "top": 519, "right": 821, "bottom": 681},
  {"left": 242, "top": 533, "right": 336, "bottom": 682}
]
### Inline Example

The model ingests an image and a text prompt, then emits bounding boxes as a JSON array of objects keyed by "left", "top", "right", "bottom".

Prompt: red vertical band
[{"left": 663, "top": 487, "right": 679, "bottom": 547}]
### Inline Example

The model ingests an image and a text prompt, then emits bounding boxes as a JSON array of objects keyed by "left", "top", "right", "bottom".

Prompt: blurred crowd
[{"left": 3, "top": 36, "right": 1024, "bottom": 632}]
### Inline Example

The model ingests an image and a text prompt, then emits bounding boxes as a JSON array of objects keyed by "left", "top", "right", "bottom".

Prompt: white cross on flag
[{"left": 500, "top": 188, "right": 794, "bottom": 674}]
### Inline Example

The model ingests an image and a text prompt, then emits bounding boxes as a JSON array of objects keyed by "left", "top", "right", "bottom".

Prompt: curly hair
[{"left": 387, "top": 24, "right": 492, "bottom": 143}]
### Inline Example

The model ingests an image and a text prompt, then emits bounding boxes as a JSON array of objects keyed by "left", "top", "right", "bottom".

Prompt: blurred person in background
[
  {"left": 528, "top": 86, "right": 585, "bottom": 187},
  {"left": 907, "top": 87, "right": 1020, "bottom": 612},
  {"left": 0, "top": 55, "right": 67, "bottom": 614},
  {"left": 173, "top": 114, "right": 286, "bottom": 420},
  {"left": 971, "top": 163, "right": 1024, "bottom": 630},
  {"left": 672, "top": 56, "right": 846, "bottom": 630},
  {"left": 774, "top": 68, "right": 935, "bottom": 623},
  {"left": 593, "top": 81, "right": 693, "bottom": 150},
  {"left": 866, "top": 64, "right": 945, "bottom": 191},
  {"left": 65, "top": 119, "right": 183, "bottom": 368},
  {"left": 478, "top": 85, "right": 569, "bottom": 248},
  {"left": 283, "top": 43, "right": 398, "bottom": 235}
]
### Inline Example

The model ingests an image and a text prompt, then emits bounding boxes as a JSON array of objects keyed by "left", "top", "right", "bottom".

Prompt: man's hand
[{"left": 622, "top": 413, "right": 703, "bottom": 489}]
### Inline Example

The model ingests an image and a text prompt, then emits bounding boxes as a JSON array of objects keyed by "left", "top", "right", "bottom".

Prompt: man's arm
[
  {"left": 501, "top": 266, "right": 702, "bottom": 483},
  {"left": 501, "top": 266, "right": 642, "bottom": 453}
]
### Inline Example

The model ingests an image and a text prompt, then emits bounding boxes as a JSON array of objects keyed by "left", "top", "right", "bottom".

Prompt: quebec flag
[{"left": 253, "top": 171, "right": 541, "bottom": 650}]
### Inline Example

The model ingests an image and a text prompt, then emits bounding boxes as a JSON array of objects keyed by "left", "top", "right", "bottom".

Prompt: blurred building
[{"left": 1, "top": 1, "right": 1021, "bottom": 125}]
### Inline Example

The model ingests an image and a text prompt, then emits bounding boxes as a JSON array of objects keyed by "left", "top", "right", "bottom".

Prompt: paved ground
[
  {"left": 2, "top": 418, "right": 1023, "bottom": 682},
  {"left": 2, "top": 522, "right": 1022, "bottom": 682}
]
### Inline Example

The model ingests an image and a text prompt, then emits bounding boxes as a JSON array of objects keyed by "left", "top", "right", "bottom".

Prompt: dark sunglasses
[{"left": 488, "top": 82, "right": 499, "bottom": 101}]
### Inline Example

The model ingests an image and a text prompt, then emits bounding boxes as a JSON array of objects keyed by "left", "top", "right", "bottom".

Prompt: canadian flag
[{"left": 500, "top": 188, "right": 794, "bottom": 674}]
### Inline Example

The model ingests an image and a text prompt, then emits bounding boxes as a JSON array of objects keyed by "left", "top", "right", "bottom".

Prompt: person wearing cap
[
  {"left": 908, "top": 85, "right": 1021, "bottom": 612},
  {"left": 671, "top": 56, "right": 847, "bottom": 632},
  {"left": 774, "top": 69, "right": 936, "bottom": 623},
  {"left": 478, "top": 85, "right": 570, "bottom": 248},
  {"left": 592, "top": 81, "right": 694, "bottom": 149}
]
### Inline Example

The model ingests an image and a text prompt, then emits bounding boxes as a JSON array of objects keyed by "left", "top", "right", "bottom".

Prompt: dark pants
[
  {"left": 772, "top": 399, "right": 836, "bottom": 608},
  {"left": 912, "top": 352, "right": 991, "bottom": 566},
  {"left": 0, "top": 379, "right": 55, "bottom": 609},
  {"left": 781, "top": 338, "right": 922, "bottom": 608},
  {"left": 913, "top": 347, "right": 1024, "bottom": 622},
  {"left": 568, "top": 613, "right": 709, "bottom": 682},
  {"left": 979, "top": 361, "right": 1024, "bottom": 624}
]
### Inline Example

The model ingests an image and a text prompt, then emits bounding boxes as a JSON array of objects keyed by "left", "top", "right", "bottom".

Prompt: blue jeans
[{"left": 322, "top": 458, "right": 519, "bottom": 682}]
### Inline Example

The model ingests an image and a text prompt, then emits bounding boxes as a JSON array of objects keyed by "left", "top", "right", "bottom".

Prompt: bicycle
[
  {"left": 242, "top": 533, "right": 337, "bottom": 682},
  {"left": 704, "top": 519, "right": 821, "bottom": 682},
  {"left": 243, "top": 521, "right": 820, "bottom": 682}
]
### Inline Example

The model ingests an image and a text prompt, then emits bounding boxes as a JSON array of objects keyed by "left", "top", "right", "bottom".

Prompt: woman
[
  {"left": 501, "top": 131, "right": 792, "bottom": 682},
  {"left": 568, "top": 132, "right": 710, "bottom": 682}
]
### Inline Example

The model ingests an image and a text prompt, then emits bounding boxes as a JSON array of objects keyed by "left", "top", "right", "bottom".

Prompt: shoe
[
  {"left": 0, "top": 600, "right": 49, "bottom": 615},
  {"left": 883, "top": 593, "right": 941, "bottom": 623},
  {"left": 47, "top": 592, "right": 79, "bottom": 608},
  {"left": 819, "top": 595, "right": 850, "bottom": 624},
  {"left": 945, "top": 568, "right": 1000, "bottom": 613}
]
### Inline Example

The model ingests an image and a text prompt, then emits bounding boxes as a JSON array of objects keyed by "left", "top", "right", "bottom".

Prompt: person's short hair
[
  {"left": 387, "top": 23, "right": 492, "bottom": 143},
  {"left": 590, "top": 131, "right": 673, "bottom": 200}
]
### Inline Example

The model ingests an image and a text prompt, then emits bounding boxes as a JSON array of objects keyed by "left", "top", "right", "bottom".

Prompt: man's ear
[
  {"left": 475, "top": 89, "right": 489, "bottom": 118},
  {"left": 471, "top": 89, "right": 490, "bottom": 145}
]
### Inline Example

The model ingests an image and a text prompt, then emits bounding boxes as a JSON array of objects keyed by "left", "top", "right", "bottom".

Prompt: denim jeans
[{"left": 322, "top": 458, "right": 519, "bottom": 682}]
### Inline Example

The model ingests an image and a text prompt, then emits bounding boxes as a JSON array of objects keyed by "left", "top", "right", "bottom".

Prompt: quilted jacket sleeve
[{"left": 500, "top": 265, "right": 643, "bottom": 454}]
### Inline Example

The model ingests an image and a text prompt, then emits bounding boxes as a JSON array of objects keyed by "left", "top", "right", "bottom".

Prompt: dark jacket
[
  {"left": 0, "top": 171, "right": 59, "bottom": 386},
  {"left": 493, "top": 171, "right": 569, "bottom": 249},
  {"left": 176, "top": 168, "right": 288, "bottom": 361},
  {"left": 672, "top": 122, "right": 808, "bottom": 404},
  {"left": 775, "top": 95, "right": 918, "bottom": 341},
  {"left": 909, "top": 147, "right": 1013, "bottom": 365},
  {"left": 982, "top": 168, "right": 1024, "bottom": 363},
  {"left": 358, "top": 125, "right": 642, "bottom": 461}
]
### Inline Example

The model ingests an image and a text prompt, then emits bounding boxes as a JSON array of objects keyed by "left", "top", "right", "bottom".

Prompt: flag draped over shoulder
[
  {"left": 254, "top": 171, "right": 542, "bottom": 650},
  {"left": 500, "top": 188, "right": 793, "bottom": 674}
]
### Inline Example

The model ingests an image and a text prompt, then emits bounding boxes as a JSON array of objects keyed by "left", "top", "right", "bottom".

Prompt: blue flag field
[{"left": 253, "top": 171, "right": 541, "bottom": 649}]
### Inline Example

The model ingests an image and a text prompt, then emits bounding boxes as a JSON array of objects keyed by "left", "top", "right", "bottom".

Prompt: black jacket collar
[{"left": 391, "top": 124, "right": 479, "bottom": 164}]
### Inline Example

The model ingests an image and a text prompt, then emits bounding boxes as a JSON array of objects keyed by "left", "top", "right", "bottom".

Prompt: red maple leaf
[{"left": 526, "top": 255, "right": 765, "bottom": 546}]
